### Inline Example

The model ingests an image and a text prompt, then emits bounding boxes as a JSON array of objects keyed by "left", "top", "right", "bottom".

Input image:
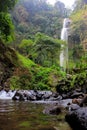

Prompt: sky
[{"left": 47, "top": 0, "right": 75, "bottom": 8}]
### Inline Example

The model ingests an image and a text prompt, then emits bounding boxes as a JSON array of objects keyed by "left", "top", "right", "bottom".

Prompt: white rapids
[{"left": 0, "top": 90, "right": 16, "bottom": 99}]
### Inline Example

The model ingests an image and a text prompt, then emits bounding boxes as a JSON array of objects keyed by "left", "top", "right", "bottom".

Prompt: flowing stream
[
  {"left": 60, "top": 18, "right": 71, "bottom": 71},
  {"left": 0, "top": 100, "right": 72, "bottom": 130}
]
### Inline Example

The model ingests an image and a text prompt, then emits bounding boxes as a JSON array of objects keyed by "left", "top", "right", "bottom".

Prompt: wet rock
[
  {"left": 29, "top": 90, "right": 37, "bottom": 96},
  {"left": 72, "top": 98, "right": 82, "bottom": 105},
  {"left": 62, "top": 93, "right": 71, "bottom": 99},
  {"left": 48, "top": 95, "right": 62, "bottom": 101},
  {"left": 12, "top": 95, "right": 19, "bottom": 100},
  {"left": 36, "top": 94, "right": 42, "bottom": 100},
  {"left": 69, "top": 104, "right": 80, "bottom": 111},
  {"left": 25, "top": 90, "right": 36, "bottom": 100},
  {"left": 70, "top": 92, "right": 84, "bottom": 98},
  {"left": 65, "top": 107, "right": 87, "bottom": 130},
  {"left": 43, "top": 105, "right": 61, "bottom": 115},
  {"left": 79, "top": 95, "right": 87, "bottom": 107},
  {"left": 12, "top": 90, "right": 71, "bottom": 103},
  {"left": 42, "top": 91, "right": 52, "bottom": 100},
  {"left": 75, "top": 88, "right": 82, "bottom": 92},
  {"left": 36, "top": 91, "right": 61, "bottom": 101},
  {"left": 35, "top": 91, "right": 44, "bottom": 100},
  {"left": 13, "top": 90, "right": 37, "bottom": 101},
  {"left": 19, "top": 94, "right": 25, "bottom": 101},
  {"left": 12, "top": 91, "right": 25, "bottom": 101},
  {"left": 59, "top": 99, "right": 72, "bottom": 108},
  {"left": 52, "top": 92, "right": 59, "bottom": 98}
]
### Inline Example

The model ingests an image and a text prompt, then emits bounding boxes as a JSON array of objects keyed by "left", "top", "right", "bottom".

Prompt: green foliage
[
  {"left": 19, "top": 39, "right": 33, "bottom": 48},
  {"left": 18, "top": 74, "right": 32, "bottom": 90},
  {"left": 0, "top": 0, "right": 17, "bottom": 41},
  {"left": 19, "top": 39, "right": 34, "bottom": 55},
  {"left": 56, "top": 72, "right": 87, "bottom": 93},
  {"left": 10, "top": 68, "right": 33, "bottom": 90},
  {"left": 70, "top": 5, "right": 87, "bottom": 45},
  {"left": 10, "top": 50, "right": 87, "bottom": 91},
  {"left": 31, "top": 67, "right": 52, "bottom": 90},
  {"left": 10, "top": 52, "right": 66, "bottom": 90},
  {"left": 18, "top": 33, "right": 64, "bottom": 68},
  {"left": 17, "top": 53, "right": 36, "bottom": 68},
  {"left": 32, "top": 65, "right": 66, "bottom": 90},
  {"left": 31, "top": 33, "right": 61, "bottom": 67},
  {"left": 72, "top": 44, "right": 83, "bottom": 62},
  {"left": 3, "top": 0, "right": 87, "bottom": 92},
  {"left": 0, "top": 0, "right": 17, "bottom": 12},
  {"left": 0, "top": 13, "right": 14, "bottom": 41},
  {"left": 10, "top": 76, "right": 20, "bottom": 89},
  {"left": 72, "top": 52, "right": 87, "bottom": 69},
  {"left": 69, "top": 4, "right": 87, "bottom": 66},
  {"left": 34, "top": 82, "right": 50, "bottom": 90}
]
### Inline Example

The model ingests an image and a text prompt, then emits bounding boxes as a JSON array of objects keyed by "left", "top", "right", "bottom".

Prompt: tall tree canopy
[
  {"left": 12, "top": 0, "right": 68, "bottom": 42},
  {"left": 0, "top": 0, "right": 17, "bottom": 12},
  {"left": 73, "top": 0, "right": 87, "bottom": 11}
]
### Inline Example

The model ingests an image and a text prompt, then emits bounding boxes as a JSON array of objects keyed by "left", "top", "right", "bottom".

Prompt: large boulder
[
  {"left": 79, "top": 95, "right": 87, "bottom": 107},
  {"left": 65, "top": 107, "right": 87, "bottom": 130},
  {"left": 43, "top": 105, "right": 62, "bottom": 115}
]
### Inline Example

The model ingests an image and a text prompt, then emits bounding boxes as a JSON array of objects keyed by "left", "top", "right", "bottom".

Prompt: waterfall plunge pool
[{"left": 0, "top": 100, "right": 72, "bottom": 130}]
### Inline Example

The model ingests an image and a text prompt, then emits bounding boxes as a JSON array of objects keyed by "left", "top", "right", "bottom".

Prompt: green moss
[
  {"left": 17, "top": 53, "right": 36, "bottom": 68},
  {"left": 19, "top": 121, "right": 30, "bottom": 127}
]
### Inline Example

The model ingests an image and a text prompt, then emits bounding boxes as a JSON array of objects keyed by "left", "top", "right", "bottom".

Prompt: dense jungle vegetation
[{"left": 0, "top": 0, "right": 87, "bottom": 92}]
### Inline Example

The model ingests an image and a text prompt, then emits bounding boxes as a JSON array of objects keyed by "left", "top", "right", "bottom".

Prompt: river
[{"left": 0, "top": 100, "right": 72, "bottom": 130}]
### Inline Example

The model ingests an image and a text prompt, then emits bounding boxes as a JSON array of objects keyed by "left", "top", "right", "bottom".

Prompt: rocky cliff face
[{"left": 0, "top": 41, "right": 18, "bottom": 90}]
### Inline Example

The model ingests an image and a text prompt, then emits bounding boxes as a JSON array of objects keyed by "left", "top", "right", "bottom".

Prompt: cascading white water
[
  {"left": 60, "top": 18, "right": 71, "bottom": 71},
  {"left": 0, "top": 90, "right": 16, "bottom": 99}
]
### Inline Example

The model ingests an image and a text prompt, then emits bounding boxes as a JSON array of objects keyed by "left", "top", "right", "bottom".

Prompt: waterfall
[{"left": 60, "top": 18, "right": 71, "bottom": 71}]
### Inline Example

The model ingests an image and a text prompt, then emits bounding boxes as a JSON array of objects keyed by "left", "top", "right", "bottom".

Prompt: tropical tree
[
  {"left": 19, "top": 39, "right": 34, "bottom": 56},
  {"left": 32, "top": 32, "right": 61, "bottom": 67}
]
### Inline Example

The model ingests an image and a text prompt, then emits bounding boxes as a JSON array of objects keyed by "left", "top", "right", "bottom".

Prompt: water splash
[
  {"left": 60, "top": 18, "right": 71, "bottom": 71},
  {"left": 0, "top": 90, "right": 16, "bottom": 100}
]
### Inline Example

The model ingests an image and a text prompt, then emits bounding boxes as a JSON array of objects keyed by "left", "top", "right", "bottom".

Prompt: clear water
[{"left": 0, "top": 100, "right": 72, "bottom": 130}]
